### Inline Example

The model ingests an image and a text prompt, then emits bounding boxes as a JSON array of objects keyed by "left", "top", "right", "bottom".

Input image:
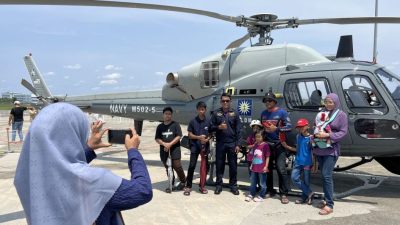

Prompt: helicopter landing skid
[{"left": 333, "top": 172, "right": 387, "bottom": 200}]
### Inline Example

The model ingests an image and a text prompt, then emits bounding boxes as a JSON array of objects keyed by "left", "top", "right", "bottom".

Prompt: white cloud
[
  {"left": 46, "top": 72, "right": 55, "bottom": 76},
  {"left": 91, "top": 87, "right": 100, "bottom": 90},
  {"left": 391, "top": 61, "right": 400, "bottom": 65},
  {"left": 104, "top": 65, "right": 123, "bottom": 70},
  {"left": 155, "top": 72, "right": 164, "bottom": 76},
  {"left": 103, "top": 73, "right": 121, "bottom": 79},
  {"left": 100, "top": 80, "right": 118, "bottom": 85},
  {"left": 129, "top": 76, "right": 135, "bottom": 80},
  {"left": 64, "top": 64, "right": 81, "bottom": 70},
  {"left": 64, "top": 76, "right": 70, "bottom": 79}
]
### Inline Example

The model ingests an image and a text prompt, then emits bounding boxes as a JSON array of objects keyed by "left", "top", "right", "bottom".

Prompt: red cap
[{"left": 295, "top": 118, "right": 309, "bottom": 128}]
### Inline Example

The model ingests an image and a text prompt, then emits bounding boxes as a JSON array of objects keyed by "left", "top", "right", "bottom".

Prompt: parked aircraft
[{"left": 3, "top": 0, "right": 400, "bottom": 175}]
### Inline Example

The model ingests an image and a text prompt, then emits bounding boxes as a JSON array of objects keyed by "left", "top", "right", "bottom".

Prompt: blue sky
[{"left": 1, "top": 0, "right": 400, "bottom": 96}]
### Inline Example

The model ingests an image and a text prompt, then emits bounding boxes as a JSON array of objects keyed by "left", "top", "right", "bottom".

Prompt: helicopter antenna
[{"left": 373, "top": 0, "right": 379, "bottom": 63}]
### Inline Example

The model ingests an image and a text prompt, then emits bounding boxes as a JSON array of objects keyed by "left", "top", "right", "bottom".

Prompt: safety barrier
[{"left": 1, "top": 127, "right": 25, "bottom": 154}]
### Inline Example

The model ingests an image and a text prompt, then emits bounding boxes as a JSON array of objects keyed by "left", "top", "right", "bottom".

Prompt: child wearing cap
[
  {"left": 282, "top": 118, "right": 314, "bottom": 205},
  {"left": 246, "top": 120, "right": 263, "bottom": 174}
]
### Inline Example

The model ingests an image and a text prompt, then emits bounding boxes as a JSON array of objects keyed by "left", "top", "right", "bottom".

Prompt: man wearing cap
[
  {"left": 8, "top": 101, "right": 28, "bottom": 142},
  {"left": 260, "top": 91, "right": 292, "bottom": 204},
  {"left": 210, "top": 93, "right": 242, "bottom": 195}
]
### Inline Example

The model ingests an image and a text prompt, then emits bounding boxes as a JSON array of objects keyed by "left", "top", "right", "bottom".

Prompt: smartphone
[{"left": 108, "top": 129, "right": 133, "bottom": 144}]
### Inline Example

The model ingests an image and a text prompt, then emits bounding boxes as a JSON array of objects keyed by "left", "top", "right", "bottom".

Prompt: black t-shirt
[
  {"left": 10, "top": 107, "right": 27, "bottom": 122},
  {"left": 155, "top": 121, "right": 182, "bottom": 152}
]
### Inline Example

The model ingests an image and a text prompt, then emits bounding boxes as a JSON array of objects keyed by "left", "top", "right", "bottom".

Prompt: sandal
[
  {"left": 317, "top": 200, "right": 327, "bottom": 209},
  {"left": 183, "top": 187, "right": 191, "bottom": 196},
  {"left": 319, "top": 206, "right": 333, "bottom": 215},
  {"left": 199, "top": 188, "right": 208, "bottom": 194},
  {"left": 306, "top": 192, "right": 314, "bottom": 205},
  {"left": 295, "top": 199, "right": 305, "bottom": 204},
  {"left": 281, "top": 195, "right": 289, "bottom": 204}
]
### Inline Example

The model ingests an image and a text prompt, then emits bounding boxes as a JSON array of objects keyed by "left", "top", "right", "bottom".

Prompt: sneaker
[
  {"left": 165, "top": 188, "right": 172, "bottom": 194},
  {"left": 245, "top": 195, "right": 253, "bottom": 202},
  {"left": 253, "top": 196, "right": 264, "bottom": 202}
]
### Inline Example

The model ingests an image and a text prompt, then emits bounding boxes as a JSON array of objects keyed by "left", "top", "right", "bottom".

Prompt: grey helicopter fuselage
[
  {"left": 61, "top": 43, "right": 400, "bottom": 158},
  {"left": 25, "top": 42, "right": 400, "bottom": 175}
]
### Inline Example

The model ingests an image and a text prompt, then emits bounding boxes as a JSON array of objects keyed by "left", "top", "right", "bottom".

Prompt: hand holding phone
[
  {"left": 125, "top": 128, "right": 140, "bottom": 150},
  {"left": 108, "top": 129, "right": 133, "bottom": 144}
]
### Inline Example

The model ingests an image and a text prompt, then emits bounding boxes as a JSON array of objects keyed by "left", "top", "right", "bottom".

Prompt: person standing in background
[{"left": 8, "top": 101, "right": 28, "bottom": 142}]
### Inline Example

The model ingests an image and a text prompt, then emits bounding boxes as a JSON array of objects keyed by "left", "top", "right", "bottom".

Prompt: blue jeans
[
  {"left": 291, "top": 162, "right": 312, "bottom": 201},
  {"left": 317, "top": 155, "right": 338, "bottom": 209},
  {"left": 12, "top": 121, "right": 24, "bottom": 141},
  {"left": 249, "top": 171, "right": 267, "bottom": 198}
]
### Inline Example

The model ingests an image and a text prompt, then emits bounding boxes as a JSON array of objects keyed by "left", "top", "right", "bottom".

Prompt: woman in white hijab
[{"left": 14, "top": 103, "right": 152, "bottom": 225}]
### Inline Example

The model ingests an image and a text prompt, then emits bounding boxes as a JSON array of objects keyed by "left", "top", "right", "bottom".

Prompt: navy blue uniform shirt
[
  {"left": 188, "top": 116, "right": 210, "bottom": 153},
  {"left": 210, "top": 107, "right": 242, "bottom": 146}
]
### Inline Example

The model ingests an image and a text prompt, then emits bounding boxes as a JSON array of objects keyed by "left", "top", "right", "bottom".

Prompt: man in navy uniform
[{"left": 210, "top": 93, "right": 242, "bottom": 195}]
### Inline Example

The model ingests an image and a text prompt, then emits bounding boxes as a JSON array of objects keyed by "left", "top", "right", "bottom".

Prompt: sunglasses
[
  {"left": 221, "top": 100, "right": 231, "bottom": 103},
  {"left": 265, "top": 99, "right": 274, "bottom": 103}
]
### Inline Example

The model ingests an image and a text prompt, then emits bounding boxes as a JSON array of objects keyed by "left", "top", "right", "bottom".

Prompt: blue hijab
[{"left": 14, "top": 103, "right": 122, "bottom": 225}]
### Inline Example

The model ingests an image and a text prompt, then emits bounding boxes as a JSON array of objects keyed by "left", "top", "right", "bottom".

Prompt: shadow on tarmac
[{"left": 0, "top": 210, "right": 25, "bottom": 223}]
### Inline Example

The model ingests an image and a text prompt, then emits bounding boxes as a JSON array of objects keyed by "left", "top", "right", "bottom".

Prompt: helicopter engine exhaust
[{"left": 166, "top": 72, "right": 179, "bottom": 87}]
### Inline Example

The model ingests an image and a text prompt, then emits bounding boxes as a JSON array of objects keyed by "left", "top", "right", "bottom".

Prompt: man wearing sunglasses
[
  {"left": 210, "top": 93, "right": 242, "bottom": 195},
  {"left": 260, "top": 91, "right": 292, "bottom": 204}
]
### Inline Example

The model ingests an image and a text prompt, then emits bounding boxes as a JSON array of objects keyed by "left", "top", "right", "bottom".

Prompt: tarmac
[{"left": 1, "top": 110, "right": 400, "bottom": 225}]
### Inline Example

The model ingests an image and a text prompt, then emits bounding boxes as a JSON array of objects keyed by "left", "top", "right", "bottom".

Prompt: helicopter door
[
  {"left": 330, "top": 70, "right": 396, "bottom": 154},
  {"left": 280, "top": 71, "right": 351, "bottom": 146}
]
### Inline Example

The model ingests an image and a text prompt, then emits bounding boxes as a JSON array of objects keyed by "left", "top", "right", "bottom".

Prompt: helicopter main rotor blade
[
  {"left": 296, "top": 17, "right": 400, "bottom": 25},
  {"left": 0, "top": 0, "right": 243, "bottom": 24},
  {"left": 21, "top": 78, "right": 50, "bottom": 105},
  {"left": 225, "top": 33, "right": 250, "bottom": 49},
  {"left": 21, "top": 79, "right": 39, "bottom": 96}
]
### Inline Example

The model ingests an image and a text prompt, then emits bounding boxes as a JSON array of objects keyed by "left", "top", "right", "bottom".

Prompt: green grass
[{"left": 0, "top": 103, "right": 12, "bottom": 110}]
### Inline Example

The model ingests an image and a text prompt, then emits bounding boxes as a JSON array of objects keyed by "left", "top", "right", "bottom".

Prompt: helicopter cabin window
[
  {"left": 342, "top": 75, "right": 387, "bottom": 114},
  {"left": 284, "top": 79, "right": 330, "bottom": 110},
  {"left": 200, "top": 61, "right": 219, "bottom": 88}
]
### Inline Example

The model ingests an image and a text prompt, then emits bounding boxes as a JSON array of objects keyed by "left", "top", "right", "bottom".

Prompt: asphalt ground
[{"left": 0, "top": 110, "right": 399, "bottom": 225}]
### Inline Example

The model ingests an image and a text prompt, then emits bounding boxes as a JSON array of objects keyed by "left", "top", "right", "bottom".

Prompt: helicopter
[{"left": 2, "top": 0, "right": 400, "bottom": 175}]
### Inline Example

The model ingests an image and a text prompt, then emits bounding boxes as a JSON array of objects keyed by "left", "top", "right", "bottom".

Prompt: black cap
[{"left": 262, "top": 92, "right": 277, "bottom": 103}]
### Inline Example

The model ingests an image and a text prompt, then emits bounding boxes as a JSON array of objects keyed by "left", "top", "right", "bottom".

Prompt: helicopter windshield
[{"left": 375, "top": 69, "right": 400, "bottom": 109}]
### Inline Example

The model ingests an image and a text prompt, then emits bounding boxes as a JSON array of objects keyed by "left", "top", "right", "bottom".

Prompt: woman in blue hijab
[{"left": 14, "top": 103, "right": 152, "bottom": 225}]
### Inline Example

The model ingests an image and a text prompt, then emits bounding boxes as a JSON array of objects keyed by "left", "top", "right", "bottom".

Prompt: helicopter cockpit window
[
  {"left": 342, "top": 75, "right": 387, "bottom": 114},
  {"left": 375, "top": 68, "right": 400, "bottom": 109},
  {"left": 284, "top": 79, "right": 330, "bottom": 110},
  {"left": 200, "top": 61, "right": 219, "bottom": 88}
]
